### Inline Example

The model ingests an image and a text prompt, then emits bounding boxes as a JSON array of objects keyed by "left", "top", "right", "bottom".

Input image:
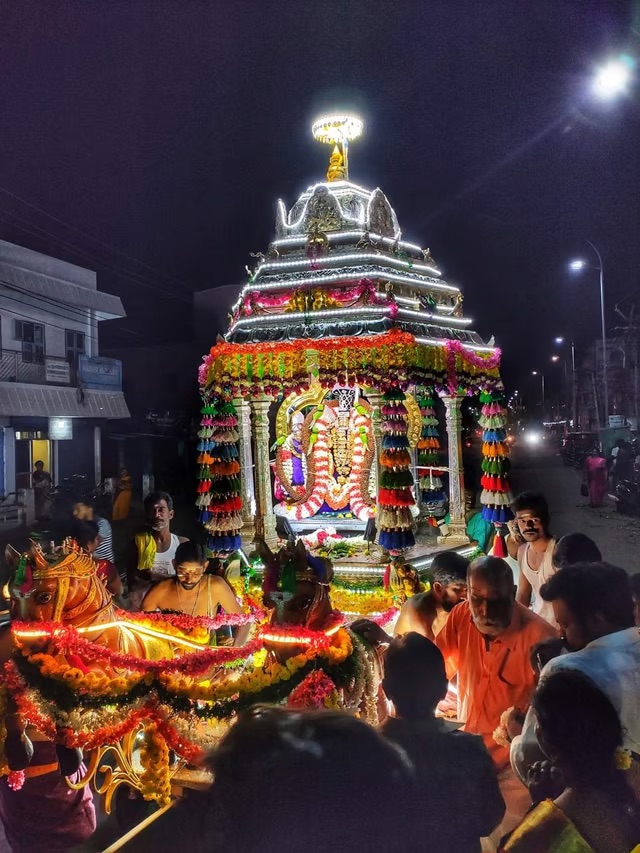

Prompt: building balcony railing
[
  {"left": 0, "top": 351, "right": 76, "bottom": 386},
  {"left": 0, "top": 351, "right": 123, "bottom": 392}
]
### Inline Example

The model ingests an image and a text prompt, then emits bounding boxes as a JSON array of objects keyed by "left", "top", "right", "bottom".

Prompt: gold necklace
[{"left": 176, "top": 580, "right": 202, "bottom": 616}]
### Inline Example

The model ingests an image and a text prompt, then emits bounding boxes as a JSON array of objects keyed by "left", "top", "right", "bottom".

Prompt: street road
[{"left": 510, "top": 442, "right": 639, "bottom": 574}]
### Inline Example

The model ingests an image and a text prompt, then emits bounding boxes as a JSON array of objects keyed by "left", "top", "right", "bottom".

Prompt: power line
[
  {"left": 0, "top": 211, "right": 192, "bottom": 303},
  {"left": 0, "top": 278, "right": 118, "bottom": 327},
  {"left": 0, "top": 182, "right": 192, "bottom": 289}
]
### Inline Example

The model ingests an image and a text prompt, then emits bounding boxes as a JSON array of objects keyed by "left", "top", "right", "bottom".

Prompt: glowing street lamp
[
  {"left": 554, "top": 337, "right": 578, "bottom": 426},
  {"left": 532, "top": 370, "right": 546, "bottom": 414},
  {"left": 568, "top": 242, "right": 608, "bottom": 426},
  {"left": 592, "top": 56, "right": 635, "bottom": 101}
]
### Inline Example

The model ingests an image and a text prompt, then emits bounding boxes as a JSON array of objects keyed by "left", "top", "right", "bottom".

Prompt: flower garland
[
  {"left": 117, "top": 603, "right": 263, "bottom": 634},
  {"left": 479, "top": 390, "right": 513, "bottom": 525},
  {"left": 11, "top": 622, "right": 264, "bottom": 676},
  {"left": 0, "top": 621, "right": 381, "bottom": 806},
  {"left": 377, "top": 387, "right": 415, "bottom": 553},
  {"left": 140, "top": 723, "right": 172, "bottom": 807},
  {"left": 288, "top": 670, "right": 341, "bottom": 710},
  {"left": 198, "top": 329, "right": 502, "bottom": 399}
]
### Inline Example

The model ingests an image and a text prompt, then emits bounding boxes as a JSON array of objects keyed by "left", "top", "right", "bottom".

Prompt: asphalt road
[{"left": 510, "top": 442, "right": 639, "bottom": 574}]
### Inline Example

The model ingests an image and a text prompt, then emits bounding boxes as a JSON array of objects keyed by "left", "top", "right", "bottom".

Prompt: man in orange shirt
[{"left": 436, "top": 556, "right": 557, "bottom": 851}]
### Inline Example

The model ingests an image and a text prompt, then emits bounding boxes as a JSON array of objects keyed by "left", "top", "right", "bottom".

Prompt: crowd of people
[{"left": 2, "top": 487, "right": 640, "bottom": 852}]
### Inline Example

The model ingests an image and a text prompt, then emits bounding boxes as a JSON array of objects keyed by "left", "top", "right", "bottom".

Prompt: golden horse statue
[
  {"left": 0, "top": 537, "right": 384, "bottom": 811},
  {"left": 0, "top": 540, "right": 206, "bottom": 776}
]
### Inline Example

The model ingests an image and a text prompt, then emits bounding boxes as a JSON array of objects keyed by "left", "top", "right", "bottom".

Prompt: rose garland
[
  {"left": 11, "top": 622, "right": 264, "bottom": 676},
  {"left": 116, "top": 602, "right": 264, "bottom": 634}
]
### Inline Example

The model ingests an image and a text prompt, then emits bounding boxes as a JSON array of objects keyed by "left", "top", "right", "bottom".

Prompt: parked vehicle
[
  {"left": 560, "top": 432, "right": 598, "bottom": 469},
  {"left": 611, "top": 475, "right": 640, "bottom": 516}
]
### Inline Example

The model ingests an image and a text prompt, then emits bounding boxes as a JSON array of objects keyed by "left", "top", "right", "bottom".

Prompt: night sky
[{"left": 0, "top": 1, "right": 638, "bottom": 401}]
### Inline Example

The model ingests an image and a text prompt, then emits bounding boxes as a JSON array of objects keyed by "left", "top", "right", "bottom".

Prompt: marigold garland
[{"left": 140, "top": 724, "right": 172, "bottom": 807}]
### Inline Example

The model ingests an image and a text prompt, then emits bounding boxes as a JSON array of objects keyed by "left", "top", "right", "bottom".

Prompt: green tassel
[
  {"left": 380, "top": 469, "right": 414, "bottom": 488},
  {"left": 14, "top": 555, "right": 27, "bottom": 587}
]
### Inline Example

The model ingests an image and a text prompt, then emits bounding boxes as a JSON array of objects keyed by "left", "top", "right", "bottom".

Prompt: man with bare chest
[
  {"left": 142, "top": 542, "right": 249, "bottom": 646},
  {"left": 508, "top": 492, "right": 557, "bottom": 627}
]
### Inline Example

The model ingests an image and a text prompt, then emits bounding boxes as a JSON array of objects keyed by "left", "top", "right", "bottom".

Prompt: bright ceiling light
[{"left": 592, "top": 56, "right": 635, "bottom": 100}]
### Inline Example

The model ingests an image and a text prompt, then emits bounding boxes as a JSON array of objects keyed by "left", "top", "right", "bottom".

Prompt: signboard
[
  {"left": 49, "top": 417, "right": 73, "bottom": 440},
  {"left": 608, "top": 415, "right": 625, "bottom": 428},
  {"left": 45, "top": 359, "right": 71, "bottom": 384},
  {"left": 78, "top": 356, "right": 123, "bottom": 391}
]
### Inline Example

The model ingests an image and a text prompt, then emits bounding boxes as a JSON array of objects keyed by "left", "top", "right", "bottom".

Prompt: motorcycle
[{"left": 611, "top": 475, "right": 640, "bottom": 516}]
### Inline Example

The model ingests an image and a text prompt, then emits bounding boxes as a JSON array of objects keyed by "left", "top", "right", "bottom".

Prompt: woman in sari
[
  {"left": 112, "top": 468, "right": 132, "bottom": 521},
  {"left": 583, "top": 445, "right": 608, "bottom": 508},
  {"left": 501, "top": 670, "right": 640, "bottom": 852}
]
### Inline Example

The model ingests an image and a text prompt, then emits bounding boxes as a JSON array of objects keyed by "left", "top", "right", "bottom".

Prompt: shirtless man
[
  {"left": 508, "top": 492, "right": 557, "bottom": 627},
  {"left": 142, "top": 541, "right": 249, "bottom": 646},
  {"left": 394, "top": 551, "right": 469, "bottom": 640}
]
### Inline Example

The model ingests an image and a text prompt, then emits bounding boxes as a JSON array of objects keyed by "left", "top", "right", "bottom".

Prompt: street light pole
[
  {"left": 571, "top": 340, "right": 577, "bottom": 427},
  {"left": 586, "top": 241, "right": 609, "bottom": 427},
  {"left": 532, "top": 371, "right": 545, "bottom": 418}
]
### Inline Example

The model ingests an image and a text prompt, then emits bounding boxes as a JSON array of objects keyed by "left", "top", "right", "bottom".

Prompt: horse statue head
[
  {"left": 256, "top": 538, "right": 334, "bottom": 631},
  {"left": 6, "top": 538, "right": 113, "bottom": 628}
]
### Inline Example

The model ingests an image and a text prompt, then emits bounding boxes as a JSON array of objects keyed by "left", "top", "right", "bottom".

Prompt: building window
[
  {"left": 14, "top": 320, "right": 45, "bottom": 364},
  {"left": 65, "top": 330, "right": 85, "bottom": 365}
]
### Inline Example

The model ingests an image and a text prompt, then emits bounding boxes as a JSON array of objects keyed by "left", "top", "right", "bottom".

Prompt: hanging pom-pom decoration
[
  {"left": 377, "top": 387, "right": 415, "bottom": 554},
  {"left": 196, "top": 396, "right": 243, "bottom": 555},
  {"left": 479, "top": 389, "right": 513, "bottom": 536}
]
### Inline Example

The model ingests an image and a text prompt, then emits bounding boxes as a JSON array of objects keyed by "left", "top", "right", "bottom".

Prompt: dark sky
[{"left": 0, "top": 0, "right": 638, "bottom": 399}]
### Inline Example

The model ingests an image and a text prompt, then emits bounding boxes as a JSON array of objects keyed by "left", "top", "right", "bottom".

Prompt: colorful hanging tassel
[
  {"left": 479, "top": 390, "right": 513, "bottom": 532},
  {"left": 377, "top": 387, "right": 415, "bottom": 554},
  {"left": 196, "top": 397, "right": 243, "bottom": 555}
]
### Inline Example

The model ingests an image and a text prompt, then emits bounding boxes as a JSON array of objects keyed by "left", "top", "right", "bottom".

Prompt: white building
[{"left": 0, "top": 239, "right": 130, "bottom": 495}]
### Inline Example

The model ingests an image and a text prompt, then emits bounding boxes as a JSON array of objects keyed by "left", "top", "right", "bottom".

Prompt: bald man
[{"left": 435, "top": 556, "right": 557, "bottom": 851}]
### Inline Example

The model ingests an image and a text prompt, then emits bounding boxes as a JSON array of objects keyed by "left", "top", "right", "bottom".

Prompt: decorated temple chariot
[
  {"left": 0, "top": 116, "right": 513, "bottom": 829},
  {"left": 197, "top": 114, "right": 512, "bottom": 585}
]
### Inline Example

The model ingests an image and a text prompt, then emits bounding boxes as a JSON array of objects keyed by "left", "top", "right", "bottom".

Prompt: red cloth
[{"left": 585, "top": 455, "right": 608, "bottom": 508}]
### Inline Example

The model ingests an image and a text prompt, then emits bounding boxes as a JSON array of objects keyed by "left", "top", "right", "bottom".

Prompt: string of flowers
[
  {"left": 11, "top": 622, "right": 263, "bottom": 676},
  {"left": 116, "top": 602, "right": 264, "bottom": 634},
  {"left": 198, "top": 329, "right": 502, "bottom": 397},
  {"left": 139, "top": 723, "right": 172, "bottom": 807}
]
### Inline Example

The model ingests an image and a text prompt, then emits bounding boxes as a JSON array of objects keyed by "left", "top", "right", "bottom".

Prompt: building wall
[
  {"left": 56, "top": 422, "right": 95, "bottom": 480},
  {"left": 0, "top": 293, "right": 94, "bottom": 361}
]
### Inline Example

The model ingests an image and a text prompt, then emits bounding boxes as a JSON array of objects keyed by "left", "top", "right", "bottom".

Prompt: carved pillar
[
  {"left": 250, "top": 396, "right": 277, "bottom": 544},
  {"left": 234, "top": 397, "right": 256, "bottom": 546},
  {"left": 440, "top": 395, "right": 470, "bottom": 544},
  {"left": 367, "top": 390, "right": 382, "bottom": 500}
]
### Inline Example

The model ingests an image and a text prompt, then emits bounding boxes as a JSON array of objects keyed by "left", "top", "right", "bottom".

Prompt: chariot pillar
[
  {"left": 440, "top": 395, "right": 470, "bottom": 544},
  {"left": 250, "top": 396, "right": 278, "bottom": 545},
  {"left": 234, "top": 397, "right": 257, "bottom": 547}
]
